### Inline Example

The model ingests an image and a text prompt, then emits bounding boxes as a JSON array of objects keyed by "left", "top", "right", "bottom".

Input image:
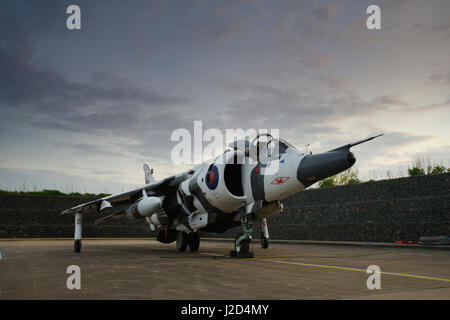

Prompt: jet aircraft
[{"left": 61, "top": 134, "right": 382, "bottom": 257}]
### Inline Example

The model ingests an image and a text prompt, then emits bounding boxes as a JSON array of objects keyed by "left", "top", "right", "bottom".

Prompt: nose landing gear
[{"left": 230, "top": 208, "right": 254, "bottom": 258}]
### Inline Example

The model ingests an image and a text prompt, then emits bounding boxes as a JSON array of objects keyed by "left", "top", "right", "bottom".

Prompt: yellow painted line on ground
[
  {"left": 201, "top": 252, "right": 450, "bottom": 283},
  {"left": 200, "top": 252, "right": 450, "bottom": 283},
  {"left": 253, "top": 258, "right": 450, "bottom": 283}
]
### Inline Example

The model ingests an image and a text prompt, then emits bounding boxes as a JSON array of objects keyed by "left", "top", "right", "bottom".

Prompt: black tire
[
  {"left": 241, "top": 239, "right": 250, "bottom": 253},
  {"left": 188, "top": 232, "right": 200, "bottom": 252},
  {"left": 74, "top": 240, "right": 81, "bottom": 253},
  {"left": 234, "top": 232, "right": 251, "bottom": 252},
  {"left": 176, "top": 232, "right": 188, "bottom": 252},
  {"left": 261, "top": 238, "right": 269, "bottom": 249},
  {"left": 234, "top": 234, "right": 254, "bottom": 258}
]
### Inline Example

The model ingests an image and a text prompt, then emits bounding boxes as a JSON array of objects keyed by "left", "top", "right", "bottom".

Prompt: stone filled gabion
[{"left": 0, "top": 173, "right": 448, "bottom": 242}]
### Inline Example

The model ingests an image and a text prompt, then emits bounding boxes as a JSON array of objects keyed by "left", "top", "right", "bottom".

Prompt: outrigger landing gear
[
  {"left": 230, "top": 208, "right": 254, "bottom": 258},
  {"left": 74, "top": 239, "right": 82, "bottom": 253},
  {"left": 260, "top": 218, "right": 269, "bottom": 249},
  {"left": 74, "top": 212, "right": 82, "bottom": 253}
]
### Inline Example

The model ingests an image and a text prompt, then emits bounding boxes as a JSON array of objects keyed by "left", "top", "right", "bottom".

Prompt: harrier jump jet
[{"left": 61, "top": 134, "right": 382, "bottom": 257}]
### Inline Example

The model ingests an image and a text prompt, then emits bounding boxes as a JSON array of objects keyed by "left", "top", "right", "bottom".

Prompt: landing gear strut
[{"left": 230, "top": 208, "right": 254, "bottom": 258}]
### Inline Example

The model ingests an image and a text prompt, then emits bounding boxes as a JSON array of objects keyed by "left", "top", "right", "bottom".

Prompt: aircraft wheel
[
  {"left": 74, "top": 240, "right": 81, "bottom": 253},
  {"left": 261, "top": 238, "right": 269, "bottom": 249},
  {"left": 233, "top": 232, "right": 251, "bottom": 251},
  {"left": 238, "top": 240, "right": 253, "bottom": 258},
  {"left": 176, "top": 232, "right": 188, "bottom": 252},
  {"left": 241, "top": 239, "right": 250, "bottom": 252},
  {"left": 188, "top": 232, "right": 200, "bottom": 252},
  {"left": 231, "top": 232, "right": 254, "bottom": 258}
]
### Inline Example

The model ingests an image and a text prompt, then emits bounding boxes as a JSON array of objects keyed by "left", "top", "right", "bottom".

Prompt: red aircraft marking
[{"left": 270, "top": 176, "right": 290, "bottom": 185}]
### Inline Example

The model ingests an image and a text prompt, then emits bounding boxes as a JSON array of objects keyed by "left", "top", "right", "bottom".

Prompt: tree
[
  {"left": 336, "top": 168, "right": 361, "bottom": 185},
  {"left": 408, "top": 167, "right": 425, "bottom": 176},
  {"left": 430, "top": 165, "right": 446, "bottom": 174},
  {"left": 318, "top": 168, "right": 361, "bottom": 188},
  {"left": 318, "top": 177, "right": 336, "bottom": 188}
]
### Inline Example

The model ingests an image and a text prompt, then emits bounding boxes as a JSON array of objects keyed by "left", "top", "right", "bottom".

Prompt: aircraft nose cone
[
  {"left": 297, "top": 150, "right": 356, "bottom": 187},
  {"left": 347, "top": 151, "right": 356, "bottom": 165}
]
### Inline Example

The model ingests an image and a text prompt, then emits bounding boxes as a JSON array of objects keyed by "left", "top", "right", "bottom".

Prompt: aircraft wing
[
  {"left": 60, "top": 172, "right": 189, "bottom": 215},
  {"left": 327, "top": 134, "right": 383, "bottom": 152}
]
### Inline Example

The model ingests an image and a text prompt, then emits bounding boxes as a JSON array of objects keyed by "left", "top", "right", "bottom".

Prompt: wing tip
[{"left": 59, "top": 208, "right": 78, "bottom": 215}]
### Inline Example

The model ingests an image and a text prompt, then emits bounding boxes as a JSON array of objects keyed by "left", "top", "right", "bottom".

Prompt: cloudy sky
[{"left": 0, "top": 0, "right": 449, "bottom": 193}]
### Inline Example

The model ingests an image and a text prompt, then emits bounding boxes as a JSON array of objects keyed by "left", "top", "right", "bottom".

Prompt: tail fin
[{"left": 143, "top": 164, "right": 156, "bottom": 184}]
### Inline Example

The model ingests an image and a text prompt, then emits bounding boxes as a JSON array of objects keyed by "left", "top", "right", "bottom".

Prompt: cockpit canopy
[{"left": 229, "top": 134, "right": 298, "bottom": 160}]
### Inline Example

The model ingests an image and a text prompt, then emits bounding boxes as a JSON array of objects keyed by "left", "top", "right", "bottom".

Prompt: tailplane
[{"left": 143, "top": 164, "right": 156, "bottom": 184}]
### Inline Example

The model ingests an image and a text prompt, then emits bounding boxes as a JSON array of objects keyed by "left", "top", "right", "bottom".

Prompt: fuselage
[
  {"left": 124, "top": 133, "right": 360, "bottom": 238},
  {"left": 147, "top": 140, "right": 310, "bottom": 234},
  {"left": 62, "top": 134, "right": 379, "bottom": 254},
  {"left": 62, "top": 134, "right": 380, "bottom": 254}
]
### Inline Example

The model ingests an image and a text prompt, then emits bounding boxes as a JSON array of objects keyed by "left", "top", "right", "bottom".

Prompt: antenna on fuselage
[{"left": 304, "top": 144, "right": 311, "bottom": 154}]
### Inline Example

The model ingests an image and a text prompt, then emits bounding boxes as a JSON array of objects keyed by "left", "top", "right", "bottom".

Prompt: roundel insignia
[{"left": 206, "top": 165, "right": 219, "bottom": 190}]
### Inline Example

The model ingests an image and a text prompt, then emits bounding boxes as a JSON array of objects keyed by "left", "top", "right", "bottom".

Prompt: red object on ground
[{"left": 394, "top": 240, "right": 420, "bottom": 245}]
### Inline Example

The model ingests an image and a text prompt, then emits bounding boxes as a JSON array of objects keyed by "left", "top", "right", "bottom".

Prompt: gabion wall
[{"left": 1, "top": 173, "right": 448, "bottom": 242}]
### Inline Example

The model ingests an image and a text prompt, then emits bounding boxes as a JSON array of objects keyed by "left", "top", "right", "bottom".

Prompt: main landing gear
[{"left": 176, "top": 231, "right": 200, "bottom": 252}]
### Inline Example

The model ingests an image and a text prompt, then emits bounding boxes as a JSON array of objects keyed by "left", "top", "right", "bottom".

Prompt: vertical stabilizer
[{"left": 143, "top": 164, "right": 156, "bottom": 184}]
